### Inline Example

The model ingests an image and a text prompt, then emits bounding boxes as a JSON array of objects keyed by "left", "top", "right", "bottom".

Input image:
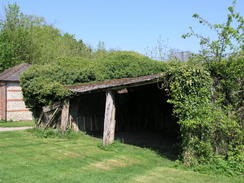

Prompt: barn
[
  {"left": 40, "top": 73, "right": 179, "bottom": 154},
  {"left": 0, "top": 64, "right": 33, "bottom": 121}
]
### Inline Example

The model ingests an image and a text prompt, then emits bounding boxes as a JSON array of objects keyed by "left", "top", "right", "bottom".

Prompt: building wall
[
  {"left": 0, "top": 82, "right": 6, "bottom": 120},
  {"left": 69, "top": 93, "right": 106, "bottom": 132},
  {"left": 6, "top": 82, "right": 33, "bottom": 121}
]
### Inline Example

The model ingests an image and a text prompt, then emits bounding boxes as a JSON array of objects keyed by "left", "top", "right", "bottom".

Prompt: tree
[
  {"left": 29, "top": 26, "right": 92, "bottom": 64},
  {"left": 144, "top": 36, "right": 170, "bottom": 61},
  {"left": 0, "top": 3, "right": 40, "bottom": 71},
  {"left": 0, "top": 3, "right": 92, "bottom": 72},
  {"left": 182, "top": 0, "right": 243, "bottom": 62}
]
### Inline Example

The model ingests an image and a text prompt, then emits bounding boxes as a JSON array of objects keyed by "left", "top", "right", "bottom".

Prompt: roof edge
[
  {"left": 0, "top": 63, "right": 31, "bottom": 81},
  {"left": 66, "top": 73, "right": 164, "bottom": 94}
]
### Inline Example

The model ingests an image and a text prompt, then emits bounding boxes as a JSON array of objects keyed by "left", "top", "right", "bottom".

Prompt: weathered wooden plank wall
[{"left": 69, "top": 92, "right": 105, "bottom": 133}]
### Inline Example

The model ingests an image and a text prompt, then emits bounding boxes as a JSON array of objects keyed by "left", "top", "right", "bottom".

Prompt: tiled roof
[{"left": 0, "top": 63, "right": 31, "bottom": 82}]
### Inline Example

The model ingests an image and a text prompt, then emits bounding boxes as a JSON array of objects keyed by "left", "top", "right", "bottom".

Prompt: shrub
[
  {"left": 207, "top": 54, "right": 244, "bottom": 126},
  {"left": 162, "top": 61, "right": 243, "bottom": 174}
]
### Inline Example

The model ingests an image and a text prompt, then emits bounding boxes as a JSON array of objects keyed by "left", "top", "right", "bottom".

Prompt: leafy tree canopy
[{"left": 0, "top": 3, "right": 91, "bottom": 72}]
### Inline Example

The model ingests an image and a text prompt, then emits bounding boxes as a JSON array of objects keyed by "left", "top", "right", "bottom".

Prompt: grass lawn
[
  {"left": 0, "top": 130, "right": 243, "bottom": 183},
  {"left": 0, "top": 121, "right": 34, "bottom": 127}
]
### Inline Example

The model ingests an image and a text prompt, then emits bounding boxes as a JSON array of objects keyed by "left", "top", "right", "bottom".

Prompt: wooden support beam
[
  {"left": 103, "top": 91, "right": 116, "bottom": 146},
  {"left": 44, "top": 107, "right": 60, "bottom": 129},
  {"left": 71, "top": 118, "right": 79, "bottom": 132},
  {"left": 61, "top": 100, "right": 70, "bottom": 132}
]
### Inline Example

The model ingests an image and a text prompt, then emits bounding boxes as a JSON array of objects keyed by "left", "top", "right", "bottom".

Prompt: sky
[{"left": 0, "top": 0, "right": 244, "bottom": 55}]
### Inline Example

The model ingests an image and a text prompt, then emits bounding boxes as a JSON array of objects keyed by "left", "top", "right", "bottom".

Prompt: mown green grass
[
  {"left": 0, "top": 130, "right": 242, "bottom": 183},
  {"left": 0, "top": 121, "right": 34, "bottom": 127}
]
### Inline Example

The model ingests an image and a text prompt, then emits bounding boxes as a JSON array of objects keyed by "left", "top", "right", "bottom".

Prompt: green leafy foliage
[
  {"left": 94, "top": 51, "right": 166, "bottom": 80},
  {"left": 208, "top": 53, "right": 244, "bottom": 125},
  {"left": 20, "top": 51, "right": 166, "bottom": 116},
  {"left": 161, "top": 61, "right": 243, "bottom": 175},
  {"left": 180, "top": 1, "right": 243, "bottom": 174},
  {"left": 182, "top": 0, "right": 243, "bottom": 61},
  {"left": 0, "top": 3, "right": 92, "bottom": 72},
  {"left": 0, "top": 4, "right": 34, "bottom": 71}
]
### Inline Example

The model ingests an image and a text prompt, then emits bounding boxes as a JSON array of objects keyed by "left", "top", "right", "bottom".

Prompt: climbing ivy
[{"left": 162, "top": 60, "right": 243, "bottom": 175}]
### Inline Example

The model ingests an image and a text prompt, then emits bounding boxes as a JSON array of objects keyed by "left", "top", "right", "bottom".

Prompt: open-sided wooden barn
[
  {"left": 0, "top": 64, "right": 33, "bottom": 121},
  {"left": 40, "top": 73, "right": 178, "bottom": 149}
]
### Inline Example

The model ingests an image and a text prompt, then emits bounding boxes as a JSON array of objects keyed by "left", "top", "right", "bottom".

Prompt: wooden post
[
  {"left": 61, "top": 99, "right": 70, "bottom": 132},
  {"left": 103, "top": 91, "right": 116, "bottom": 145},
  {"left": 71, "top": 118, "right": 79, "bottom": 132}
]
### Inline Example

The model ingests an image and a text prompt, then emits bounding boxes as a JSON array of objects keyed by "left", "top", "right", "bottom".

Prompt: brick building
[{"left": 0, "top": 64, "right": 33, "bottom": 121}]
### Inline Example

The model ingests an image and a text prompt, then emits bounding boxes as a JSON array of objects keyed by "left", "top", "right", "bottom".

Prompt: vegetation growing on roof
[{"left": 20, "top": 51, "right": 166, "bottom": 115}]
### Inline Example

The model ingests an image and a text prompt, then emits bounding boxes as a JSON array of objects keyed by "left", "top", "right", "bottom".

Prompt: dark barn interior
[{"left": 69, "top": 83, "right": 179, "bottom": 158}]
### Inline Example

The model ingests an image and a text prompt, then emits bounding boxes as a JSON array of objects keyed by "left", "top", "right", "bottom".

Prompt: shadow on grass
[{"left": 87, "top": 131, "right": 180, "bottom": 161}]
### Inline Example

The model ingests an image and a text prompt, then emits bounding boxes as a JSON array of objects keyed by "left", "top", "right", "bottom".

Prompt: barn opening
[
  {"left": 68, "top": 74, "right": 179, "bottom": 159},
  {"left": 115, "top": 84, "right": 179, "bottom": 159}
]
